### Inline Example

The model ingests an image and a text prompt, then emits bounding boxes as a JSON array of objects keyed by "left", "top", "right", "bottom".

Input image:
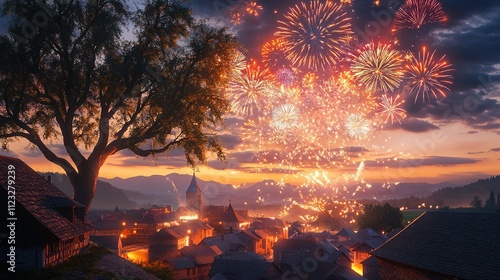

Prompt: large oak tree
[{"left": 0, "top": 0, "right": 239, "bottom": 213}]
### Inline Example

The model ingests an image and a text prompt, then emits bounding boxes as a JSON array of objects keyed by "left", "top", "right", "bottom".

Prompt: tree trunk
[{"left": 73, "top": 160, "right": 100, "bottom": 214}]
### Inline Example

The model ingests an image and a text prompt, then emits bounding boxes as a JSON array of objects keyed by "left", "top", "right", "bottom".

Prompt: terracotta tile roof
[
  {"left": 371, "top": 211, "right": 500, "bottom": 279},
  {"left": 0, "top": 156, "right": 93, "bottom": 241}
]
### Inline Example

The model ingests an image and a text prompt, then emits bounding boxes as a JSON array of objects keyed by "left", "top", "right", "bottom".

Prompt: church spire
[
  {"left": 186, "top": 172, "right": 202, "bottom": 215},
  {"left": 186, "top": 171, "right": 201, "bottom": 194}
]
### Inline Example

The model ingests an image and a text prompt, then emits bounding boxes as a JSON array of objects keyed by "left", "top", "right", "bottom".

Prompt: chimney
[{"left": 47, "top": 175, "right": 52, "bottom": 183}]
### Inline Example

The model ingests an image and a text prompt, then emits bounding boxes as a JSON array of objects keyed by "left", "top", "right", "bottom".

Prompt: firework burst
[
  {"left": 231, "top": 51, "right": 247, "bottom": 76},
  {"left": 227, "top": 64, "right": 274, "bottom": 116},
  {"left": 301, "top": 72, "right": 318, "bottom": 91},
  {"left": 276, "top": 68, "right": 295, "bottom": 86},
  {"left": 230, "top": 12, "right": 244, "bottom": 25},
  {"left": 276, "top": 0, "right": 353, "bottom": 71},
  {"left": 262, "top": 38, "right": 289, "bottom": 72},
  {"left": 271, "top": 104, "right": 300, "bottom": 132},
  {"left": 241, "top": 117, "right": 269, "bottom": 149},
  {"left": 351, "top": 43, "right": 404, "bottom": 92},
  {"left": 246, "top": 2, "right": 262, "bottom": 16},
  {"left": 406, "top": 46, "right": 453, "bottom": 102},
  {"left": 345, "top": 114, "right": 371, "bottom": 139},
  {"left": 393, "top": 0, "right": 447, "bottom": 31},
  {"left": 379, "top": 94, "right": 407, "bottom": 124}
]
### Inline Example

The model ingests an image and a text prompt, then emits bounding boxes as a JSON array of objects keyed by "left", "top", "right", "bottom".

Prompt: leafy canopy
[
  {"left": 0, "top": 0, "right": 239, "bottom": 166},
  {"left": 357, "top": 203, "right": 403, "bottom": 233},
  {"left": 0, "top": 0, "right": 239, "bottom": 209}
]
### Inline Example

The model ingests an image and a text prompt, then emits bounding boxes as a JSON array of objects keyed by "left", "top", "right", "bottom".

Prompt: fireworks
[
  {"left": 231, "top": 51, "right": 247, "bottom": 76},
  {"left": 226, "top": 64, "right": 274, "bottom": 116},
  {"left": 406, "top": 46, "right": 453, "bottom": 102},
  {"left": 301, "top": 72, "right": 318, "bottom": 90},
  {"left": 228, "top": 1, "right": 263, "bottom": 25},
  {"left": 273, "top": 85, "right": 302, "bottom": 104},
  {"left": 261, "top": 38, "right": 289, "bottom": 72},
  {"left": 246, "top": 2, "right": 262, "bottom": 16},
  {"left": 379, "top": 94, "right": 407, "bottom": 124},
  {"left": 345, "top": 114, "right": 371, "bottom": 139},
  {"left": 276, "top": 68, "right": 295, "bottom": 86},
  {"left": 393, "top": 0, "right": 447, "bottom": 31},
  {"left": 230, "top": 12, "right": 244, "bottom": 25},
  {"left": 241, "top": 117, "right": 269, "bottom": 149},
  {"left": 271, "top": 104, "right": 300, "bottom": 132},
  {"left": 276, "top": 0, "right": 353, "bottom": 71},
  {"left": 222, "top": 0, "right": 454, "bottom": 205},
  {"left": 351, "top": 43, "right": 404, "bottom": 93}
]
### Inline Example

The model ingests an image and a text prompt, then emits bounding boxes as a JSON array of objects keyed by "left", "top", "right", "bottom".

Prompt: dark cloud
[
  {"left": 337, "top": 146, "right": 370, "bottom": 153},
  {"left": 237, "top": 166, "right": 301, "bottom": 175},
  {"left": 219, "top": 134, "right": 242, "bottom": 149},
  {"left": 467, "top": 130, "right": 478, "bottom": 134},
  {"left": 366, "top": 156, "right": 481, "bottom": 168},
  {"left": 207, "top": 158, "right": 240, "bottom": 170},
  {"left": 17, "top": 144, "right": 67, "bottom": 158},
  {"left": 225, "top": 146, "right": 368, "bottom": 169},
  {"left": 407, "top": 90, "right": 500, "bottom": 132},
  {"left": 467, "top": 147, "right": 500, "bottom": 155},
  {"left": 109, "top": 156, "right": 189, "bottom": 168},
  {"left": 0, "top": 148, "right": 19, "bottom": 158},
  {"left": 385, "top": 118, "right": 440, "bottom": 133}
]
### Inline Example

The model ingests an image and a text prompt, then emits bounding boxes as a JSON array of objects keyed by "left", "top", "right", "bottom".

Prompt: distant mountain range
[
  {"left": 42, "top": 172, "right": 137, "bottom": 210},
  {"left": 425, "top": 175, "right": 500, "bottom": 207},
  {"left": 383, "top": 176, "right": 500, "bottom": 208},
  {"left": 44, "top": 171, "right": 500, "bottom": 211}
]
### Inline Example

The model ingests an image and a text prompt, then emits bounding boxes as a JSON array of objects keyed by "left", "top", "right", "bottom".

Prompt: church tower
[{"left": 186, "top": 172, "right": 202, "bottom": 216}]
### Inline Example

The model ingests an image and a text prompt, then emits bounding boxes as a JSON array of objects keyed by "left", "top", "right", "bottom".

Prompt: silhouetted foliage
[
  {"left": 427, "top": 176, "right": 500, "bottom": 207},
  {"left": 312, "top": 210, "right": 342, "bottom": 230},
  {"left": 470, "top": 196, "right": 483, "bottom": 209},
  {"left": 0, "top": 0, "right": 239, "bottom": 213},
  {"left": 383, "top": 195, "right": 423, "bottom": 209},
  {"left": 383, "top": 176, "right": 500, "bottom": 209},
  {"left": 484, "top": 190, "right": 496, "bottom": 211},
  {"left": 357, "top": 203, "right": 403, "bottom": 233}
]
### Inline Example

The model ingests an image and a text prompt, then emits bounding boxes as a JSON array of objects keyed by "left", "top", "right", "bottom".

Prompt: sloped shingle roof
[
  {"left": 209, "top": 252, "right": 275, "bottom": 280},
  {"left": 169, "top": 256, "right": 195, "bottom": 269},
  {"left": 0, "top": 156, "right": 93, "bottom": 241},
  {"left": 149, "top": 228, "right": 185, "bottom": 241},
  {"left": 201, "top": 233, "right": 246, "bottom": 253},
  {"left": 371, "top": 211, "right": 500, "bottom": 280},
  {"left": 221, "top": 204, "right": 248, "bottom": 223}
]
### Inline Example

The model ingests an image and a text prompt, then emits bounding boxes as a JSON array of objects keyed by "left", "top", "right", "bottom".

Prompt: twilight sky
[{"left": 1, "top": 0, "right": 500, "bottom": 190}]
